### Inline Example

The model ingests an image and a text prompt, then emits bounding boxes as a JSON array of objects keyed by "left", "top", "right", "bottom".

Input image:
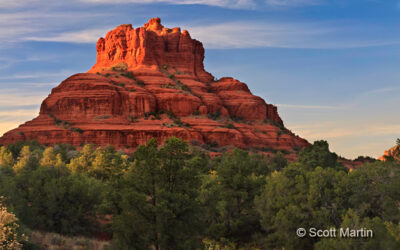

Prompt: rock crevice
[{"left": 0, "top": 18, "right": 309, "bottom": 156}]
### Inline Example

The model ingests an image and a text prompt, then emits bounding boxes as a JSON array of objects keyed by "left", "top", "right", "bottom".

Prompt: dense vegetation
[{"left": 0, "top": 138, "right": 399, "bottom": 249}]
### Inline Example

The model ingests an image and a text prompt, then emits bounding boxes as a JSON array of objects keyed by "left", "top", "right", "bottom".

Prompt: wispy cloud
[
  {"left": 0, "top": 109, "right": 40, "bottom": 137},
  {"left": 34, "top": 19, "right": 397, "bottom": 49},
  {"left": 0, "top": 0, "right": 255, "bottom": 10},
  {"left": 291, "top": 122, "right": 400, "bottom": 140},
  {"left": 0, "top": 10, "right": 111, "bottom": 47},
  {"left": 25, "top": 27, "right": 111, "bottom": 44},
  {"left": 0, "top": 91, "right": 47, "bottom": 107},
  {"left": 188, "top": 21, "right": 400, "bottom": 49},
  {"left": 265, "top": 0, "right": 321, "bottom": 7},
  {"left": 80, "top": 0, "right": 255, "bottom": 9},
  {"left": 277, "top": 104, "right": 339, "bottom": 109},
  {"left": 0, "top": 71, "right": 74, "bottom": 80}
]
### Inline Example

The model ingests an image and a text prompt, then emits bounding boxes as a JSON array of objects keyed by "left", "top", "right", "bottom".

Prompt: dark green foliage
[
  {"left": 298, "top": 140, "right": 345, "bottom": 170},
  {"left": 207, "top": 112, "right": 221, "bottom": 120},
  {"left": 254, "top": 165, "right": 348, "bottom": 249},
  {"left": 28, "top": 168, "right": 104, "bottom": 235},
  {"left": 166, "top": 110, "right": 176, "bottom": 119},
  {"left": 181, "top": 84, "right": 191, "bottom": 92},
  {"left": 0, "top": 139, "right": 399, "bottom": 249},
  {"left": 223, "top": 123, "right": 235, "bottom": 129},
  {"left": 201, "top": 141, "right": 219, "bottom": 151},
  {"left": 263, "top": 118, "right": 283, "bottom": 129},
  {"left": 192, "top": 110, "right": 200, "bottom": 116},
  {"left": 70, "top": 127, "right": 84, "bottom": 134},
  {"left": 136, "top": 80, "right": 145, "bottom": 86},
  {"left": 230, "top": 116, "right": 244, "bottom": 122},
  {"left": 267, "top": 151, "right": 288, "bottom": 172},
  {"left": 128, "top": 115, "right": 138, "bottom": 123},
  {"left": 105, "top": 73, "right": 111, "bottom": 77},
  {"left": 7, "top": 140, "right": 43, "bottom": 159},
  {"left": 53, "top": 143, "right": 76, "bottom": 163},
  {"left": 121, "top": 71, "right": 135, "bottom": 80},
  {"left": 172, "top": 117, "right": 188, "bottom": 127},
  {"left": 144, "top": 111, "right": 163, "bottom": 120},
  {"left": 200, "top": 149, "right": 269, "bottom": 246},
  {"left": 112, "top": 138, "right": 204, "bottom": 249}
]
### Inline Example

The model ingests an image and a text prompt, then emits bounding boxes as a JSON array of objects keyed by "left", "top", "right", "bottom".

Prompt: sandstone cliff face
[
  {"left": 89, "top": 17, "right": 213, "bottom": 83},
  {"left": 379, "top": 146, "right": 399, "bottom": 161},
  {"left": 0, "top": 18, "right": 309, "bottom": 155}
]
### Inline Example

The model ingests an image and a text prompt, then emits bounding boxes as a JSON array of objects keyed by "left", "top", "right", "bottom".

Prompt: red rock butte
[{"left": 0, "top": 18, "right": 309, "bottom": 156}]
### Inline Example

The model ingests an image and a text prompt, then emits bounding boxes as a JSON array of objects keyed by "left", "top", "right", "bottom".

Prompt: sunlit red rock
[{"left": 0, "top": 18, "right": 309, "bottom": 155}]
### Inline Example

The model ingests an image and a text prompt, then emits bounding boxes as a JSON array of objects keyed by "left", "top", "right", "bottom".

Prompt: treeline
[{"left": 0, "top": 139, "right": 400, "bottom": 249}]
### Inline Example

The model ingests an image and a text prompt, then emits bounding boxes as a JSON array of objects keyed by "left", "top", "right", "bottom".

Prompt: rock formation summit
[{"left": 0, "top": 18, "right": 309, "bottom": 155}]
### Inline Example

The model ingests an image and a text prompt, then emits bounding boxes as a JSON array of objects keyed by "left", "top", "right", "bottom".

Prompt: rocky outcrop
[
  {"left": 89, "top": 17, "right": 213, "bottom": 83},
  {"left": 0, "top": 18, "right": 309, "bottom": 155},
  {"left": 379, "top": 146, "right": 399, "bottom": 161}
]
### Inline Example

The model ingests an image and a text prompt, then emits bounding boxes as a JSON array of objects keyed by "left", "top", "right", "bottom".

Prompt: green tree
[
  {"left": 201, "top": 149, "right": 267, "bottom": 247},
  {"left": 28, "top": 167, "right": 103, "bottom": 235},
  {"left": 12, "top": 146, "right": 38, "bottom": 174},
  {"left": 346, "top": 161, "right": 400, "bottom": 222},
  {"left": 255, "top": 165, "right": 348, "bottom": 249},
  {"left": 68, "top": 145, "right": 127, "bottom": 180},
  {"left": 0, "top": 197, "right": 27, "bottom": 250},
  {"left": 315, "top": 209, "right": 400, "bottom": 249},
  {"left": 298, "top": 140, "right": 344, "bottom": 171},
  {"left": 0, "top": 146, "right": 14, "bottom": 167},
  {"left": 67, "top": 144, "right": 95, "bottom": 174},
  {"left": 113, "top": 138, "right": 203, "bottom": 250},
  {"left": 91, "top": 146, "right": 127, "bottom": 180},
  {"left": 40, "top": 147, "right": 64, "bottom": 168},
  {"left": 267, "top": 151, "right": 288, "bottom": 172}
]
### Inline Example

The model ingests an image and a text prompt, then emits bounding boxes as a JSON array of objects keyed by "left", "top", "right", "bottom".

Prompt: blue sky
[{"left": 1, "top": 0, "right": 400, "bottom": 158}]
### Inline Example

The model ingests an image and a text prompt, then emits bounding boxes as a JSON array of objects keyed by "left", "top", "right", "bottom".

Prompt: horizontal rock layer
[{"left": 0, "top": 18, "right": 309, "bottom": 155}]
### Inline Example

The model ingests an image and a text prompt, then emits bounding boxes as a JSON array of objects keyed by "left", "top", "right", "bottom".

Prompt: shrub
[
  {"left": 111, "top": 62, "right": 128, "bottom": 72},
  {"left": 224, "top": 123, "right": 235, "bottom": 129},
  {"left": 207, "top": 112, "right": 221, "bottom": 120},
  {"left": 136, "top": 80, "right": 145, "bottom": 86},
  {"left": 71, "top": 127, "right": 84, "bottom": 134},
  {"left": 181, "top": 84, "right": 191, "bottom": 92},
  {"left": 128, "top": 115, "right": 137, "bottom": 123},
  {"left": 121, "top": 71, "right": 135, "bottom": 80},
  {"left": 94, "top": 115, "right": 111, "bottom": 120},
  {"left": 230, "top": 116, "right": 244, "bottom": 122},
  {"left": 167, "top": 111, "right": 176, "bottom": 119},
  {"left": 0, "top": 197, "right": 27, "bottom": 248}
]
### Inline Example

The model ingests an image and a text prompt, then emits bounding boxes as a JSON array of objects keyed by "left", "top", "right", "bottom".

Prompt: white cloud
[
  {"left": 0, "top": 10, "right": 111, "bottom": 47},
  {"left": 80, "top": 0, "right": 255, "bottom": 9},
  {"left": 188, "top": 21, "right": 400, "bottom": 49},
  {"left": 277, "top": 104, "right": 339, "bottom": 109},
  {"left": 0, "top": 91, "right": 46, "bottom": 107},
  {"left": 0, "top": 109, "right": 39, "bottom": 137},
  {"left": 265, "top": 0, "right": 321, "bottom": 7},
  {"left": 0, "top": 0, "right": 255, "bottom": 10},
  {"left": 290, "top": 122, "right": 400, "bottom": 140},
  {"left": 0, "top": 71, "right": 74, "bottom": 80},
  {"left": 25, "top": 27, "right": 111, "bottom": 44}
]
